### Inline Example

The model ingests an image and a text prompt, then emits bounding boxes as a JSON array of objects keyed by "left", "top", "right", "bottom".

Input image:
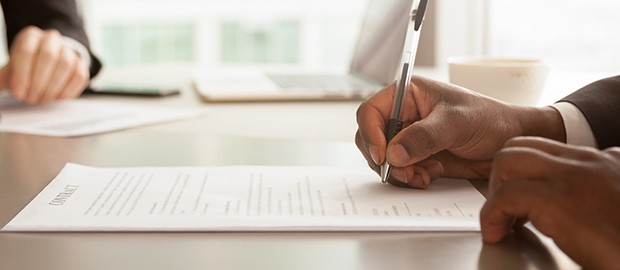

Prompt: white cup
[{"left": 447, "top": 56, "right": 549, "bottom": 106}]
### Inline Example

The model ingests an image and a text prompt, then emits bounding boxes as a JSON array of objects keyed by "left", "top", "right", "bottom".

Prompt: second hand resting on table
[{"left": 355, "top": 76, "right": 620, "bottom": 269}]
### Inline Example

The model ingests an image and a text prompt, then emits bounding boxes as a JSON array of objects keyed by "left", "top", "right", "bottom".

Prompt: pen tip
[{"left": 380, "top": 164, "right": 391, "bottom": 184}]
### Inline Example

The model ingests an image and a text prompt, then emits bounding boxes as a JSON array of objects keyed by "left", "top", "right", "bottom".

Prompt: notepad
[{"left": 1, "top": 163, "right": 486, "bottom": 232}]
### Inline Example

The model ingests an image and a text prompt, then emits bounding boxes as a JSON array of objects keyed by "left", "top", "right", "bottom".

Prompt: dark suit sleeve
[
  {"left": 559, "top": 75, "right": 620, "bottom": 149},
  {"left": 1, "top": 0, "right": 102, "bottom": 77}
]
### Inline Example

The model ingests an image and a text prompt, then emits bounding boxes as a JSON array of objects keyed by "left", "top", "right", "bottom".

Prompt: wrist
[{"left": 515, "top": 105, "right": 566, "bottom": 142}]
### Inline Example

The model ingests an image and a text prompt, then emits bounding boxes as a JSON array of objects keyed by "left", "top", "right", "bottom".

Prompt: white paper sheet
[
  {"left": 1, "top": 163, "right": 487, "bottom": 232},
  {"left": 0, "top": 99, "right": 207, "bottom": 137}
]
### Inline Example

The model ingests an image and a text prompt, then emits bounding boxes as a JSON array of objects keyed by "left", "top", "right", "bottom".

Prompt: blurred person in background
[{"left": 0, "top": 0, "right": 101, "bottom": 105}]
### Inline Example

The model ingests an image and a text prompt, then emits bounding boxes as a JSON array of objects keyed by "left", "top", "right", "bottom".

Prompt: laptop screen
[{"left": 349, "top": 0, "right": 414, "bottom": 84}]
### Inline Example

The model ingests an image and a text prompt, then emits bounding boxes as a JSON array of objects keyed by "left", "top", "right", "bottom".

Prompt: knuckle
[
  {"left": 489, "top": 181, "right": 514, "bottom": 198},
  {"left": 43, "top": 28, "right": 61, "bottom": 38},
  {"left": 531, "top": 204, "right": 561, "bottom": 235},
  {"left": 354, "top": 130, "right": 364, "bottom": 149},
  {"left": 492, "top": 148, "right": 513, "bottom": 168},
  {"left": 76, "top": 66, "right": 89, "bottom": 81},
  {"left": 503, "top": 136, "right": 526, "bottom": 148},
  {"left": 39, "top": 47, "right": 57, "bottom": 62},
  {"left": 490, "top": 151, "right": 514, "bottom": 183},
  {"left": 355, "top": 104, "right": 364, "bottom": 120},
  {"left": 58, "top": 52, "right": 74, "bottom": 70},
  {"left": 574, "top": 147, "right": 602, "bottom": 161},
  {"left": 566, "top": 148, "right": 614, "bottom": 176},
  {"left": 494, "top": 144, "right": 527, "bottom": 161},
  {"left": 22, "top": 26, "right": 41, "bottom": 36},
  {"left": 13, "top": 42, "right": 37, "bottom": 57},
  {"left": 603, "top": 147, "right": 620, "bottom": 159},
  {"left": 355, "top": 101, "right": 370, "bottom": 122},
  {"left": 62, "top": 86, "right": 80, "bottom": 98}
]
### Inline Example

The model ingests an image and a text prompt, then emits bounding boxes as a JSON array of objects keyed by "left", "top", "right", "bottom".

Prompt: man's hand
[
  {"left": 355, "top": 76, "right": 565, "bottom": 188},
  {"left": 0, "top": 26, "right": 90, "bottom": 104},
  {"left": 481, "top": 137, "right": 620, "bottom": 269}
]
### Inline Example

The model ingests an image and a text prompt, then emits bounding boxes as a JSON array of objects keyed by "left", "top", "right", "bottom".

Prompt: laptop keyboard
[{"left": 266, "top": 74, "right": 383, "bottom": 92}]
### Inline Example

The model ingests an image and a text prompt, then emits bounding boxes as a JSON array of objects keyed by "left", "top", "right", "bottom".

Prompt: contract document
[
  {"left": 1, "top": 163, "right": 486, "bottom": 232},
  {"left": 0, "top": 99, "right": 207, "bottom": 137}
]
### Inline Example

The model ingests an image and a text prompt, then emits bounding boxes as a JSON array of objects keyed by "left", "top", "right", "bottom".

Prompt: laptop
[{"left": 193, "top": 0, "right": 413, "bottom": 102}]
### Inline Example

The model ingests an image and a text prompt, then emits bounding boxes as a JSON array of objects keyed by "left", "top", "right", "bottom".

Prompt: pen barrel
[
  {"left": 386, "top": 0, "right": 427, "bottom": 140},
  {"left": 385, "top": 118, "right": 403, "bottom": 143},
  {"left": 390, "top": 61, "right": 413, "bottom": 120}
]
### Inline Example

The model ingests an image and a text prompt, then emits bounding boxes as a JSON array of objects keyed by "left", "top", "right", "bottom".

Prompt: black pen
[{"left": 381, "top": 0, "right": 428, "bottom": 183}]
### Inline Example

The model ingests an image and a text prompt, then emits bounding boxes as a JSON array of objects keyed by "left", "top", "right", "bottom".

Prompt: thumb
[
  {"left": 0, "top": 63, "right": 9, "bottom": 90},
  {"left": 386, "top": 107, "right": 457, "bottom": 167}
]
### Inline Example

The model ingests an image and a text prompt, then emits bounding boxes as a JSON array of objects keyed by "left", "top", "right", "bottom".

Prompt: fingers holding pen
[
  {"left": 387, "top": 158, "right": 443, "bottom": 189},
  {"left": 356, "top": 125, "right": 444, "bottom": 189},
  {"left": 385, "top": 104, "right": 456, "bottom": 167},
  {"left": 355, "top": 107, "right": 388, "bottom": 167},
  {"left": 355, "top": 130, "right": 381, "bottom": 173},
  {"left": 355, "top": 82, "right": 399, "bottom": 167}
]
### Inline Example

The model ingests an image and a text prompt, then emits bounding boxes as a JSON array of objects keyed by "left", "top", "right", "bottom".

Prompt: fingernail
[
  {"left": 390, "top": 167, "right": 407, "bottom": 184},
  {"left": 411, "top": 174, "right": 427, "bottom": 189},
  {"left": 427, "top": 163, "right": 444, "bottom": 179},
  {"left": 368, "top": 145, "right": 380, "bottom": 165},
  {"left": 423, "top": 174, "right": 431, "bottom": 188},
  {"left": 388, "top": 144, "right": 410, "bottom": 166}
]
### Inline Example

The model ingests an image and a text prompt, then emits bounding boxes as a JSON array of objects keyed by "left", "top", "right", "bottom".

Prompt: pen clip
[{"left": 413, "top": 0, "right": 428, "bottom": 31}]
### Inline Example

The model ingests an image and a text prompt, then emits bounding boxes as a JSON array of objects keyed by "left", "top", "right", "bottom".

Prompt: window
[
  {"left": 102, "top": 24, "right": 195, "bottom": 67},
  {"left": 80, "top": 0, "right": 369, "bottom": 71},
  {"left": 1, "top": 0, "right": 439, "bottom": 74},
  {"left": 220, "top": 21, "right": 299, "bottom": 64}
]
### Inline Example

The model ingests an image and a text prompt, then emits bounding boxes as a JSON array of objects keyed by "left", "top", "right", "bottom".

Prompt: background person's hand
[
  {"left": 0, "top": 26, "right": 90, "bottom": 104},
  {"left": 355, "top": 76, "right": 565, "bottom": 188},
  {"left": 480, "top": 137, "right": 620, "bottom": 269}
]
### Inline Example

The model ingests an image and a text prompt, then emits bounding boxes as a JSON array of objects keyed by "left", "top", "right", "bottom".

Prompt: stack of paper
[
  {"left": 0, "top": 99, "right": 207, "bottom": 137},
  {"left": 1, "top": 164, "right": 486, "bottom": 232}
]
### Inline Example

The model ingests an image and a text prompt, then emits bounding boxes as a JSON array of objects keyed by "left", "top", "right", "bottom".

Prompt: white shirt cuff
[
  {"left": 61, "top": 36, "right": 91, "bottom": 72},
  {"left": 550, "top": 102, "right": 598, "bottom": 148}
]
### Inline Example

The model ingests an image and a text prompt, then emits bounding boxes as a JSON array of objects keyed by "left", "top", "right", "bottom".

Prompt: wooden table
[{"left": 0, "top": 69, "right": 579, "bottom": 269}]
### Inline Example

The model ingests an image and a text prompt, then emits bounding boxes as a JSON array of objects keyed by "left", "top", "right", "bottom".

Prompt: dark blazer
[
  {"left": 0, "top": 0, "right": 101, "bottom": 77},
  {"left": 560, "top": 75, "right": 620, "bottom": 149}
]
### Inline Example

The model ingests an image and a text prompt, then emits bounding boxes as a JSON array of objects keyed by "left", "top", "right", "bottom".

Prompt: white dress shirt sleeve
[
  {"left": 550, "top": 102, "right": 598, "bottom": 148},
  {"left": 61, "top": 36, "right": 91, "bottom": 71}
]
